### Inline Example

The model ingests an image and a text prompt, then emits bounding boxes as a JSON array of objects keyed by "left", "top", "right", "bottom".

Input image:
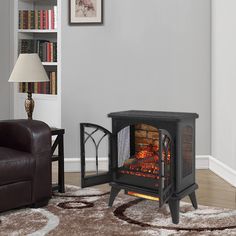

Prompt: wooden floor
[{"left": 52, "top": 168, "right": 236, "bottom": 209}]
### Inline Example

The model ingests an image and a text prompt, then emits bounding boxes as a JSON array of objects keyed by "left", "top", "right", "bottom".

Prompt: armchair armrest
[{"left": 0, "top": 119, "right": 51, "bottom": 154}]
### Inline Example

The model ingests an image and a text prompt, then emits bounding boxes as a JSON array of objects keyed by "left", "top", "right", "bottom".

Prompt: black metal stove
[{"left": 80, "top": 110, "right": 199, "bottom": 224}]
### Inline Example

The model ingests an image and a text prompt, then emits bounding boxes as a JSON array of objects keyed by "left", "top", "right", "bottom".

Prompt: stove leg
[
  {"left": 108, "top": 186, "right": 121, "bottom": 207},
  {"left": 189, "top": 191, "right": 198, "bottom": 209},
  {"left": 168, "top": 199, "right": 180, "bottom": 224}
]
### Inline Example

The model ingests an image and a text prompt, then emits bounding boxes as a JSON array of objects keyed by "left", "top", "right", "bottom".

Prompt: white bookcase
[{"left": 13, "top": 0, "right": 61, "bottom": 128}]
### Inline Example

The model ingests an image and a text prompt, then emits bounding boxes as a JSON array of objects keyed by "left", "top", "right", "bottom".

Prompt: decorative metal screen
[{"left": 80, "top": 123, "right": 111, "bottom": 187}]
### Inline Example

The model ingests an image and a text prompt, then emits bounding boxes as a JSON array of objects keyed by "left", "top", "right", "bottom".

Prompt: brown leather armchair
[{"left": 0, "top": 119, "right": 52, "bottom": 212}]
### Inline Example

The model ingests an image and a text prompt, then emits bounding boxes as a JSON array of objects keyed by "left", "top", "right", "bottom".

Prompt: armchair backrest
[{"left": 0, "top": 119, "right": 51, "bottom": 154}]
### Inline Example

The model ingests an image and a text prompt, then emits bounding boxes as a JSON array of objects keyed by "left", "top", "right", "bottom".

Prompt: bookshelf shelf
[
  {"left": 42, "top": 62, "right": 58, "bottom": 66},
  {"left": 13, "top": 0, "right": 61, "bottom": 128},
  {"left": 18, "top": 29, "right": 58, "bottom": 33},
  {"left": 19, "top": 0, "right": 57, "bottom": 4}
]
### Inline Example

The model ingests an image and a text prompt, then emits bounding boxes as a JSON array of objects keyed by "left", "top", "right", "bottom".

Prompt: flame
[
  {"left": 128, "top": 191, "right": 159, "bottom": 201},
  {"left": 136, "top": 150, "right": 154, "bottom": 159},
  {"left": 120, "top": 144, "right": 171, "bottom": 179},
  {"left": 120, "top": 170, "right": 159, "bottom": 179}
]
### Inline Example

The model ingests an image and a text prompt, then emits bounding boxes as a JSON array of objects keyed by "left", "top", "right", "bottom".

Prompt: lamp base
[{"left": 25, "top": 91, "right": 34, "bottom": 120}]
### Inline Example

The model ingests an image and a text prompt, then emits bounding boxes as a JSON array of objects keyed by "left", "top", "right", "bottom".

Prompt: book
[
  {"left": 50, "top": 43, "right": 53, "bottom": 62},
  {"left": 51, "top": 71, "right": 57, "bottom": 95},
  {"left": 51, "top": 9, "right": 54, "bottom": 29},
  {"left": 30, "top": 10, "right": 35, "bottom": 29},
  {"left": 19, "top": 39, "right": 57, "bottom": 63},
  {"left": 19, "top": 11, "right": 23, "bottom": 29},
  {"left": 48, "top": 10, "right": 52, "bottom": 30},
  {"left": 54, "top": 6, "right": 57, "bottom": 29},
  {"left": 35, "top": 10, "right": 38, "bottom": 29},
  {"left": 38, "top": 10, "right": 41, "bottom": 29},
  {"left": 19, "top": 71, "right": 57, "bottom": 95},
  {"left": 18, "top": 8, "right": 57, "bottom": 30},
  {"left": 45, "top": 10, "right": 49, "bottom": 29},
  {"left": 40, "top": 10, "right": 43, "bottom": 29},
  {"left": 34, "top": 82, "right": 38, "bottom": 94},
  {"left": 23, "top": 11, "right": 28, "bottom": 29}
]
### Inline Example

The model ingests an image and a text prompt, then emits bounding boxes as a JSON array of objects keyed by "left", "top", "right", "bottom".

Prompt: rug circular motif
[
  {"left": 57, "top": 200, "right": 94, "bottom": 209},
  {"left": 0, "top": 185, "right": 235, "bottom": 236},
  {"left": 114, "top": 198, "right": 236, "bottom": 232}
]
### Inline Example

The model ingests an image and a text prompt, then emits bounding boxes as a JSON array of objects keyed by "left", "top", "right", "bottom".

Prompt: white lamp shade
[{"left": 9, "top": 54, "right": 49, "bottom": 82}]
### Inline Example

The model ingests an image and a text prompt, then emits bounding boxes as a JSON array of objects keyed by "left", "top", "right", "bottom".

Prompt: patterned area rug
[{"left": 0, "top": 185, "right": 236, "bottom": 236}]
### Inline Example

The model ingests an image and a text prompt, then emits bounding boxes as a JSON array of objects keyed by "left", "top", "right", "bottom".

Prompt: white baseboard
[
  {"left": 64, "top": 155, "right": 236, "bottom": 187},
  {"left": 196, "top": 155, "right": 210, "bottom": 169},
  {"left": 209, "top": 156, "right": 236, "bottom": 187},
  {"left": 64, "top": 157, "right": 108, "bottom": 173}
]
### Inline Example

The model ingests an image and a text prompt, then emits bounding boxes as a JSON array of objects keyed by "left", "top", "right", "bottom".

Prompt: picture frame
[{"left": 69, "top": 0, "right": 103, "bottom": 24}]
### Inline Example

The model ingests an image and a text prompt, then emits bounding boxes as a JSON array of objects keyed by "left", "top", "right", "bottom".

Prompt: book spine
[
  {"left": 21, "top": 39, "right": 27, "bottom": 53},
  {"left": 46, "top": 80, "right": 50, "bottom": 94},
  {"left": 38, "top": 82, "right": 41, "bottom": 94},
  {"left": 36, "top": 40, "right": 40, "bottom": 54},
  {"left": 32, "top": 82, "right": 35, "bottom": 93},
  {"left": 40, "top": 10, "right": 43, "bottom": 30},
  {"left": 28, "top": 10, "right": 31, "bottom": 29},
  {"left": 21, "top": 11, "right": 23, "bottom": 29},
  {"left": 43, "top": 10, "right": 46, "bottom": 29},
  {"left": 33, "top": 40, "right": 37, "bottom": 53},
  {"left": 21, "top": 11, "right": 24, "bottom": 29},
  {"left": 51, "top": 43, "right": 53, "bottom": 62},
  {"left": 39, "top": 41, "right": 43, "bottom": 61},
  {"left": 54, "top": 6, "right": 57, "bottom": 29},
  {"left": 28, "top": 83, "right": 31, "bottom": 93},
  {"left": 31, "top": 10, "right": 34, "bottom": 29},
  {"left": 47, "top": 42, "right": 50, "bottom": 62},
  {"left": 22, "top": 83, "right": 25, "bottom": 93},
  {"left": 34, "top": 10, "right": 37, "bottom": 29},
  {"left": 43, "top": 42, "right": 47, "bottom": 61},
  {"left": 45, "top": 10, "right": 49, "bottom": 29},
  {"left": 44, "top": 82, "right": 47, "bottom": 94},
  {"left": 18, "top": 10, "right": 20, "bottom": 29},
  {"left": 18, "top": 39, "right": 22, "bottom": 54},
  {"left": 19, "top": 10, "right": 23, "bottom": 29},
  {"left": 23, "top": 11, "right": 28, "bottom": 29},
  {"left": 39, "top": 82, "right": 42, "bottom": 94},
  {"left": 25, "top": 83, "right": 28, "bottom": 93},
  {"left": 19, "top": 83, "right": 22, "bottom": 93},
  {"left": 49, "top": 72, "right": 51, "bottom": 94},
  {"left": 51, "top": 9, "right": 54, "bottom": 29},
  {"left": 48, "top": 10, "right": 52, "bottom": 30},
  {"left": 42, "top": 82, "right": 45, "bottom": 94},
  {"left": 55, "top": 42, "right": 57, "bottom": 62},
  {"left": 28, "top": 39, "right": 34, "bottom": 53},
  {"left": 34, "top": 82, "right": 38, "bottom": 94},
  {"left": 38, "top": 10, "right": 41, "bottom": 29},
  {"left": 51, "top": 71, "right": 57, "bottom": 95}
]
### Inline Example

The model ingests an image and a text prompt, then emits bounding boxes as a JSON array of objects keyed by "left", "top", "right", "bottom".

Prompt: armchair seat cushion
[{"left": 0, "top": 147, "right": 35, "bottom": 185}]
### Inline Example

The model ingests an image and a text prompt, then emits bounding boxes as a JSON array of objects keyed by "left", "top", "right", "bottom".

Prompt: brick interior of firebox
[
  {"left": 135, "top": 124, "right": 159, "bottom": 151},
  {"left": 119, "top": 124, "right": 162, "bottom": 179}
]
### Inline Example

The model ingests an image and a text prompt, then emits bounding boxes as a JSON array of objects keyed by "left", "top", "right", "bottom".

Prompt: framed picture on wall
[{"left": 69, "top": 0, "right": 103, "bottom": 24}]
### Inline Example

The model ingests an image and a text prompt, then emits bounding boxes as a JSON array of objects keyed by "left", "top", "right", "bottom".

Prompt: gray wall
[
  {"left": 0, "top": 0, "right": 11, "bottom": 119},
  {"left": 212, "top": 0, "right": 236, "bottom": 171},
  {"left": 61, "top": 0, "right": 211, "bottom": 158}
]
